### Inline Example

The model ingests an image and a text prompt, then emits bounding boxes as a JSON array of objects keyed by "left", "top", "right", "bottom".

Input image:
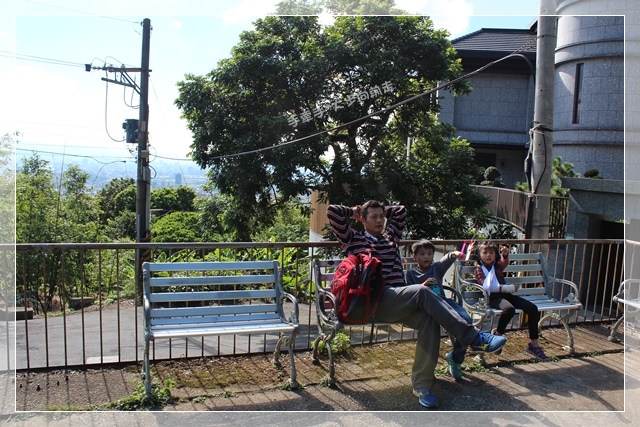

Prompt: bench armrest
[
  {"left": 547, "top": 277, "right": 581, "bottom": 304},
  {"left": 457, "top": 278, "right": 491, "bottom": 313},
  {"left": 279, "top": 291, "right": 300, "bottom": 326},
  {"left": 315, "top": 286, "right": 340, "bottom": 327},
  {"left": 143, "top": 292, "right": 151, "bottom": 332},
  {"left": 442, "top": 285, "right": 463, "bottom": 306}
]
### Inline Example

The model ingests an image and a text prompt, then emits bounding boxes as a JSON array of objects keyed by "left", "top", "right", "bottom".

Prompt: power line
[
  {"left": 15, "top": 147, "right": 132, "bottom": 162},
  {"left": 15, "top": 146, "right": 194, "bottom": 162},
  {"left": 0, "top": 50, "right": 85, "bottom": 68}
]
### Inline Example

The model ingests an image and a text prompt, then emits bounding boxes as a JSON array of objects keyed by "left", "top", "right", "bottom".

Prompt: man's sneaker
[
  {"left": 413, "top": 387, "right": 438, "bottom": 408},
  {"left": 525, "top": 343, "right": 550, "bottom": 361},
  {"left": 470, "top": 330, "right": 507, "bottom": 354},
  {"left": 446, "top": 352, "right": 463, "bottom": 380}
]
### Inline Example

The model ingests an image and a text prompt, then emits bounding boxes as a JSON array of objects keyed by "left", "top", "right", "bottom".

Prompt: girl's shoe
[{"left": 526, "top": 343, "right": 550, "bottom": 361}]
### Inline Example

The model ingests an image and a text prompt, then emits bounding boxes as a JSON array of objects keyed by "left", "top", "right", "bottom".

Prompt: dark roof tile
[{"left": 452, "top": 28, "right": 537, "bottom": 53}]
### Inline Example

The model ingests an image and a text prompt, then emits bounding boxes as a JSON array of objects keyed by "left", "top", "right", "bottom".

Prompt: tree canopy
[
  {"left": 177, "top": 15, "right": 486, "bottom": 240},
  {"left": 275, "top": 0, "right": 407, "bottom": 15}
]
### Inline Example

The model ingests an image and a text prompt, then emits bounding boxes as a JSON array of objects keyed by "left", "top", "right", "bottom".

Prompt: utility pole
[
  {"left": 86, "top": 18, "right": 152, "bottom": 297},
  {"left": 528, "top": 2, "right": 556, "bottom": 239},
  {"left": 136, "top": 18, "right": 152, "bottom": 297}
]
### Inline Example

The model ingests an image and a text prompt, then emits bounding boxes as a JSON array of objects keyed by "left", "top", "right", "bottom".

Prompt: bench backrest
[
  {"left": 456, "top": 252, "right": 550, "bottom": 298},
  {"left": 143, "top": 260, "right": 285, "bottom": 327}
]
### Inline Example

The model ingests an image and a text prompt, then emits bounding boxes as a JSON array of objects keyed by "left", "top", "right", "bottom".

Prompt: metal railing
[
  {"left": 473, "top": 186, "right": 569, "bottom": 238},
  {"left": 0, "top": 239, "right": 631, "bottom": 371}
]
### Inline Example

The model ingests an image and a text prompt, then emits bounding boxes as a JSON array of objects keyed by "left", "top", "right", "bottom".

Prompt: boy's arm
[{"left": 435, "top": 251, "right": 464, "bottom": 278}]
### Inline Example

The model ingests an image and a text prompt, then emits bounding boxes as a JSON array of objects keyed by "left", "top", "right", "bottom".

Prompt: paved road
[{"left": 4, "top": 301, "right": 327, "bottom": 370}]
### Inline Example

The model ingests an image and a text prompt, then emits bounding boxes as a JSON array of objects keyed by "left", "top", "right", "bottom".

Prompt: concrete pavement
[{"left": 1, "top": 323, "right": 639, "bottom": 426}]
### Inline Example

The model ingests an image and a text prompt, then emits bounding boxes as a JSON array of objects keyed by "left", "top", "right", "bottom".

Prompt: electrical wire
[
  {"left": 0, "top": 50, "right": 85, "bottom": 68},
  {"left": 104, "top": 74, "right": 125, "bottom": 142},
  {"left": 15, "top": 147, "right": 131, "bottom": 161},
  {"left": 529, "top": 124, "right": 549, "bottom": 195}
]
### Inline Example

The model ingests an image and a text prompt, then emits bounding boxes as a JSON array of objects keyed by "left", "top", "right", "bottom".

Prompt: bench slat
[
  {"left": 505, "top": 276, "right": 545, "bottom": 285},
  {"left": 149, "top": 275, "right": 275, "bottom": 287},
  {"left": 503, "top": 264, "right": 543, "bottom": 273},
  {"left": 513, "top": 287, "right": 547, "bottom": 296},
  {"left": 145, "top": 261, "right": 278, "bottom": 272},
  {"left": 150, "top": 312, "right": 283, "bottom": 326},
  {"left": 149, "top": 303, "right": 280, "bottom": 319},
  {"left": 149, "top": 322, "right": 295, "bottom": 339},
  {"left": 149, "top": 289, "right": 276, "bottom": 303}
]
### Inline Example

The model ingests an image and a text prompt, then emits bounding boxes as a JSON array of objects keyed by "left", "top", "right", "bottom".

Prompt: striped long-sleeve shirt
[{"left": 327, "top": 204, "right": 407, "bottom": 287}]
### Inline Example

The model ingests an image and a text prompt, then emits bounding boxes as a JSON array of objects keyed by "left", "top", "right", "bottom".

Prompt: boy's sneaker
[
  {"left": 525, "top": 343, "right": 550, "bottom": 361},
  {"left": 446, "top": 352, "right": 463, "bottom": 380},
  {"left": 491, "top": 329, "right": 504, "bottom": 356},
  {"left": 470, "top": 330, "right": 507, "bottom": 354},
  {"left": 413, "top": 387, "right": 438, "bottom": 408}
]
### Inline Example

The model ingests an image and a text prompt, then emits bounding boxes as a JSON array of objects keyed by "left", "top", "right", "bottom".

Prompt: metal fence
[
  {"left": 0, "top": 239, "right": 632, "bottom": 371},
  {"left": 472, "top": 186, "right": 569, "bottom": 238}
]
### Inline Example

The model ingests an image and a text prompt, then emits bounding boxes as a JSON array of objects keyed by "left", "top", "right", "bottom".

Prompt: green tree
[
  {"left": 176, "top": 15, "right": 471, "bottom": 240},
  {"left": 324, "top": 0, "right": 407, "bottom": 14},
  {"left": 96, "top": 178, "right": 136, "bottom": 241},
  {"left": 275, "top": 0, "right": 408, "bottom": 15},
  {"left": 16, "top": 154, "right": 57, "bottom": 243},
  {"left": 97, "top": 177, "right": 135, "bottom": 223},
  {"left": 516, "top": 156, "right": 579, "bottom": 197},
  {"left": 150, "top": 185, "right": 197, "bottom": 213},
  {"left": 377, "top": 121, "right": 489, "bottom": 239},
  {"left": 60, "top": 164, "right": 100, "bottom": 243},
  {"left": 0, "top": 134, "right": 15, "bottom": 245},
  {"left": 151, "top": 211, "right": 201, "bottom": 243},
  {"left": 275, "top": 0, "right": 324, "bottom": 14},
  {"left": 252, "top": 202, "right": 310, "bottom": 242},
  {"left": 0, "top": 134, "right": 16, "bottom": 308}
]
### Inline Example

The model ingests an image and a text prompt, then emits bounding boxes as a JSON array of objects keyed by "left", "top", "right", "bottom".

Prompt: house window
[{"left": 572, "top": 63, "right": 584, "bottom": 124}]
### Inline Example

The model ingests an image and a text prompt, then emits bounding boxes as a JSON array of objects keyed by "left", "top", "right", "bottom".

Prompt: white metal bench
[
  {"left": 142, "top": 260, "right": 300, "bottom": 396},
  {"left": 608, "top": 279, "right": 640, "bottom": 342},
  {"left": 455, "top": 252, "right": 582, "bottom": 362},
  {"left": 311, "top": 257, "right": 461, "bottom": 386}
]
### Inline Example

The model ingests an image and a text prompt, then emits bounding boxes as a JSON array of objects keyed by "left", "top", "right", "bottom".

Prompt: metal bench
[
  {"left": 142, "top": 260, "right": 300, "bottom": 396},
  {"left": 608, "top": 279, "right": 640, "bottom": 342},
  {"left": 310, "top": 257, "right": 461, "bottom": 386},
  {"left": 455, "top": 252, "right": 582, "bottom": 363}
]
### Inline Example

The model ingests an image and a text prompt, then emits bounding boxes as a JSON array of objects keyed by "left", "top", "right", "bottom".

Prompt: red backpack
[{"left": 330, "top": 252, "right": 385, "bottom": 324}]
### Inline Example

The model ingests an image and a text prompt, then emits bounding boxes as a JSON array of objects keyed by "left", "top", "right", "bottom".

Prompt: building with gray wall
[
  {"left": 554, "top": 16, "right": 624, "bottom": 180},
  {"left": 440, "top": 16, "right": 623, "bottom": 189}
]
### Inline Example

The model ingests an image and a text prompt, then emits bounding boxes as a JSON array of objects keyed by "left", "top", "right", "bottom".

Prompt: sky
[{"left": 0, "top": 0, "right": 539, "bottom": 176}]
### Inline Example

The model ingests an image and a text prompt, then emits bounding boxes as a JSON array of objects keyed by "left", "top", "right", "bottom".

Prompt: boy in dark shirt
[{"left": 405, "top": 239, "right": 473, "bottom": 380}]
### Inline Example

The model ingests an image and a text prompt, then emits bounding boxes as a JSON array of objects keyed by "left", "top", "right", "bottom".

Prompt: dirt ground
[{"left": 8, "top": 322, "right": 630, "bottom": 413}]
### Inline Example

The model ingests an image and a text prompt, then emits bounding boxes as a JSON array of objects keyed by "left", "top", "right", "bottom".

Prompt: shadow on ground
[{"left": 12, "top": 323, "right": 626, "bottom": 412}]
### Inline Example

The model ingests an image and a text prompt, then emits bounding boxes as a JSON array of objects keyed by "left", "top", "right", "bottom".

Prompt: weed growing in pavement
[
  {"left": 105, "top": 376, "right": 176, "bottom": 410},
  {"left": 314, "top": 332, "right": 351, "bottom": 355}
]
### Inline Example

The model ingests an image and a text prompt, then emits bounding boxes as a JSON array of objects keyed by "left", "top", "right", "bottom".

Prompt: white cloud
[
  {"left": 395, "top": 0, "right": 474, "bottom": 37},
  {"left": 169, "top": 20, "right": 182, "bottom": 30}
]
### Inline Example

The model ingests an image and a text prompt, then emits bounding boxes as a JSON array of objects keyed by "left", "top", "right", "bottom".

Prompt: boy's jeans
[{"left": 444, "top": 297, "right": 473, "bottom": 364}]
